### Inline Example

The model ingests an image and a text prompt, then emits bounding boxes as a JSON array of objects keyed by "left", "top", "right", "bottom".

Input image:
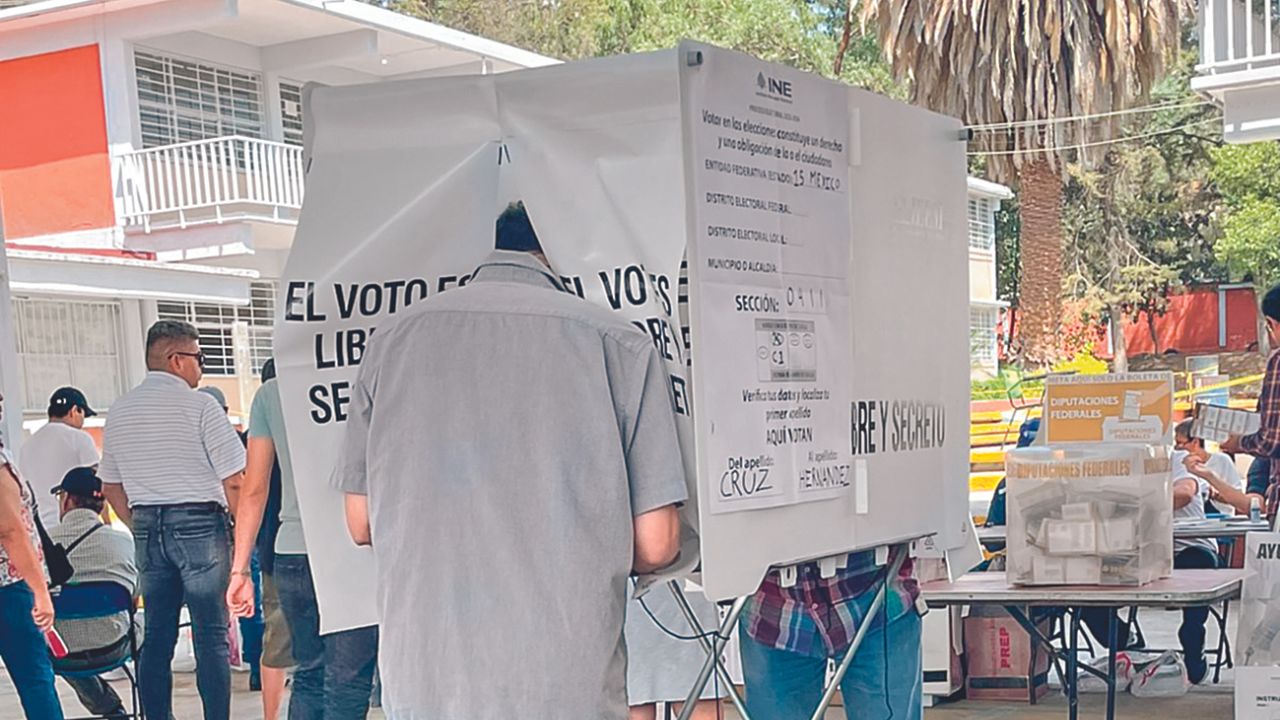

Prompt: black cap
[
  {"left": 51, "top": 467, "right": 102, "bottom": 499},
  {"left": 49, "top": 387, "right": 96, "bottom": 418}
]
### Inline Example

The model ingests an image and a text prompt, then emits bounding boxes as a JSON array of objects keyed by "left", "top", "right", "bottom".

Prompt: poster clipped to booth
[
  {"left": 1043, "top": 372, "right": 1174, "bottom": 444},
  {"left": 680, "top": 42, "right": 853, "bottom": 515},
  {"left": 1237, "top": 532, "right": 1280, "bottom": 667}
]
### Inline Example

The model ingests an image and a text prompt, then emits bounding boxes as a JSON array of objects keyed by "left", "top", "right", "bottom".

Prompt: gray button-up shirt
[
  {"left": 50, "top": 508, "right": 138, "bottom": 653},
  {"left": 335, "top": 250, "right": 688, "bottom": 720}
]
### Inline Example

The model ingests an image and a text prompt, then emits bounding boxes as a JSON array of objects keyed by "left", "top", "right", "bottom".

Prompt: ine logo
[{"left": 755, "top": 71, "right": 793, "bottom": 100}]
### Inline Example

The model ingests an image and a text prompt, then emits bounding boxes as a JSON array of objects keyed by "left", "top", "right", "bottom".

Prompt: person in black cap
[
  {"left": 48, "top": 467, "right": 138, "bottom": 720},
  {"left": 19, "top": 387, "right": 99, "bottom": 527}
]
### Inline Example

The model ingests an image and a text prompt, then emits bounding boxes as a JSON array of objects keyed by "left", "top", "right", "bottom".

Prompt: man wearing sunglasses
[{"left": 99, "top": 320, "right": 246, "bottom": 720}]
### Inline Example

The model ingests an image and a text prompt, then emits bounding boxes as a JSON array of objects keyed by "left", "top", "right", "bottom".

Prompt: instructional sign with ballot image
[
  {"left": 682, "top": 45, "right": 853, "bottom": 515},
  {"left": 1043, "top": 372, "right": 1174, "bottom": 445}
]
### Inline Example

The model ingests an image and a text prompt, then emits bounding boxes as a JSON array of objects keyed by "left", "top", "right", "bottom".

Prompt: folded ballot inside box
[{"left": 1006, "top": 444, "right": 1173, "bottom": 586}]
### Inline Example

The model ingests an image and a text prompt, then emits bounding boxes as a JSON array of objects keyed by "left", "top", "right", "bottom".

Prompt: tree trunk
[
  {"left": 1110, "top": 306, "right": 1130, "bottom": 373},
  {"left": 1015, "top": 158, "right": 1064, "bottom": 368}
]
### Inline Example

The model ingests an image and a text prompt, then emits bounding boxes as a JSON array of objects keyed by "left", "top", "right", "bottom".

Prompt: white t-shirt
[
  {"left": 1203, "top": 451, "right": 1243, "bottom": 491},
  {"left": 18, "top": 422, "right": 99, "bottom": 526},
  {"left": 1172, "top": 450, "right": 1218, "bottom": 556}
]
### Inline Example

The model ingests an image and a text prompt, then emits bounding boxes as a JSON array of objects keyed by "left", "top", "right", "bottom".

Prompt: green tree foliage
[
  {"left": 1211, "top": 141, "right": 1280, "bottom": 287},
  {"left": 1061, "top": 48, "right": 1222, "bottom": 366},
  {"left": 383, "top": 0, "right": 900, "bottom": 94}
]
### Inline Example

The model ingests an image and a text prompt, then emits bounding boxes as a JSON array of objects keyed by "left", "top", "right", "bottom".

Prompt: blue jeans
[
  {"left": 133, "top": 504, "right": 232, "bottom": 720},
  {"left": 239, "top": 550, "right": 264, "bottom": 671},
  {"left": 0, "top": 582, "right": 65, "bottom": 719},
  {"left": 274, "top": 554, "right": 378, "bottom": 719},
  {"left": 740, "top": 608, "right": 922, "bottom": 720}
]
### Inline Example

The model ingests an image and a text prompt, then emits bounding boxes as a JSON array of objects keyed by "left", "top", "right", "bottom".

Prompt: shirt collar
[
  {"left": 60, "top": 508, "right": 102, "bottom": 530},
  {"left": 145, "top": 371, "right": 190, "bottom": 388},
  {"left": 470, "top": 250, "right": 566, "bottom": 292}
]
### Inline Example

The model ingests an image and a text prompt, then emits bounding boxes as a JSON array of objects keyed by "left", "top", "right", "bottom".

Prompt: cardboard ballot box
[
  {"left": 964, "top": 607, "right": 1051, "bottom": 702},
  {"left": 1006, "top": 444, "right": 1173, "bottom": 586}
]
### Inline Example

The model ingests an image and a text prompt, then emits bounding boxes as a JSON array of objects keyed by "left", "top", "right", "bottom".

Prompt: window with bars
[
  {"left": 12, "top": 298, "right": 128, "bottom": 414},
  {"left": 968, "top": 197, "right": 995, "bottom": 252},
  {"left": 156, "top": 282, "right": 277, "bottom": 376},
  {"left": 134, "top": 49, "right": 265, "bottom": 149},
  {"left": 280, "top": 81, "right": 304, "bottom": 146},
  {"left": 969, "top": 306, "right": 999, "bottom": 367}
]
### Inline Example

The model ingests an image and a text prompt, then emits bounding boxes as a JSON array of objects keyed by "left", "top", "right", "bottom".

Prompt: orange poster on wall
[{"left": 1043, "top": 372, "right": 1174, "bottom": 444}]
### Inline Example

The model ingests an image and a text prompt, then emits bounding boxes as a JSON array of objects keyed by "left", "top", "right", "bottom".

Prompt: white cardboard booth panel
[{"left": 279, "top": 42, "right": 970, "bottom": 633}]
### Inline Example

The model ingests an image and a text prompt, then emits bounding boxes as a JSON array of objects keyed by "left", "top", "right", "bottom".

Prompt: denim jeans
[
  {"left": 0, "top": 582, "right": 65, "bottom": 719},
  {"left": 739, "top": 608, "right": 923, "bottom": 720},
  {"left": 57, "top": 636, "right": 131, "bottom": 719},
  {"left": 133, "top": 504, "right": 232, "bottom": 720},
  {"left": 239, "top": 549, "right": 264, "bottom": 671},
  {"left": 274, "top": 554, "right": 378, "bottom": 719}
]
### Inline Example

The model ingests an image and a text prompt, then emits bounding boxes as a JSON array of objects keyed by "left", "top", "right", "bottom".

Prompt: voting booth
[{"left": 275, "top": 42, "right": 972, "bottom": 695}]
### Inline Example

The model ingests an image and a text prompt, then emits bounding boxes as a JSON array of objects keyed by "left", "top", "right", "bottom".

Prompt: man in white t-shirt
[
  {"left": 1175, "top": 418, "right": 1244, "bottom": 512},
  {"left": 19, "top": 387, "right": 99, "bottom": 526}
]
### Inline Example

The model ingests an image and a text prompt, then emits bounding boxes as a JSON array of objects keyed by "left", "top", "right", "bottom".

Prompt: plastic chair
[{"left": 51, "top": 581, "right": 143, "bottom": 720}]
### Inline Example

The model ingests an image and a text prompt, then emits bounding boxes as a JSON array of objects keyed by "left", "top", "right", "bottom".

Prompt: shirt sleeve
[
  {"left": 333, "top": 354, "right": 376, "bottom": 495},
  {"left": 248, "top": 385, "right": 271, "bottom": 439},
  {"left": 620, "top": 342, "right": 689, "bottom": 516},
  {"left": 98, "top": 427, "right": 122, "bottom": 485},
  {"left": 1249, "top": 456, "right": 1272, "bottom": 495},
  {"left": 200, "top": 399, "right": 247, "bottom": 479},
  {"left": 1242, "top": 352, "right": 1280, "bottom": 459},
  {"left": 76, "top": 430, "right": 100, "bottom": 467},
  {"left": 1219, "top": 455, "right": 1244, "bottom": 490}
]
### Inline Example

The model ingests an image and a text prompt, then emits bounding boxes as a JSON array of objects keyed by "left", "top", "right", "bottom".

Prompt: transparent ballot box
[{"left": 1005, "top": 444, "right": 1173, "bottom": 587}]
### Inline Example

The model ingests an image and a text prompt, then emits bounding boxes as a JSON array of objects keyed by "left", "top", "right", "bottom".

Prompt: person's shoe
[{"left": 1185, "top": 654, "right": 1208, "bottom": 685}]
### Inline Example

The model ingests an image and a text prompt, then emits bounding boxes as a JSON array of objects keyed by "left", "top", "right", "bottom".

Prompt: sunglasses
[{"left": 170, "top": 351, "right": 206, "bottom": 369}]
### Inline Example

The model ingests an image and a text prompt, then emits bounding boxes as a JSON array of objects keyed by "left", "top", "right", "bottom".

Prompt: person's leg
[
  {"left": 839, "top": 609, "right": 923, "bottom": 720},
  {"left": 170, "top": 508, "right": 233, "bottom": 720},
  {"left": 263, "top": 666, "right": 289, "bottom": 720},
  {"left": 324, "top": 624, "right": 379, "bottom": 719},
  {"left": 260, "top": 570, "right": 294, "bottom": 720},
  {"left": 738, "top": 620, "right": 827, "bottom": 720},
  {"left": 1079, "top": 607, "right": 1130, "bottom": 650},
  {"left": 133, "top": 507, "right": 182, "bottom": 720},
  {"left": 629, "top": 704, "right": 657, "bottom": 720},
  {"left": 0, "top": 583, "right": 65, "bottom": 719},
  {"left": 64, "top": 676, "right": 128, "bottom": 719},
  {"left": 1176, "top": 547, "right": 1219, "bottom": 684},
  {"left": 274, "top": 555, "right": 325, "bottom": 720}
]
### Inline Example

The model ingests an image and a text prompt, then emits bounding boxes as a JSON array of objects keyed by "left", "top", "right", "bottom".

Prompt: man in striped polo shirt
[{"left": 100, "top": 320, "right": 246, "bottom": 720}]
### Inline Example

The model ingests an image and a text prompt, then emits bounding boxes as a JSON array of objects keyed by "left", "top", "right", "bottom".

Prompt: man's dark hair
[
  {"left": 1175, "top": 417, "right": 1200, "bottom": 445},
  {"left": 48, "top": 403, "right": 72, "bottom": 420},
  {"left": 262, "top": 358, "right": 276, "bottom": 382},
  {"left": 66, "top": 492, "right": 105, "bottom": 515},
  {"left": 1264, "top": 284, "right": 1280, "bottom": 323},
  {"left": 495, "top": 201, "right": 542, "bottom": 254},
  {"left": 146, "top": 320, "right": 199, "bottom": 370}
]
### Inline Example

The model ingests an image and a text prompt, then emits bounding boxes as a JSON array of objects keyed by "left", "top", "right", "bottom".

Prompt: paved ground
[{"left": 0, "top": 608, "right": 1234, "bottom": 719}]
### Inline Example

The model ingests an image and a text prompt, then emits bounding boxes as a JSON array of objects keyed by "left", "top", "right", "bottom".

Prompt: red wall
[
  {"left": 1124, "top": 286, "right": 1259, "bottom": 355},
  {"left": 0, "top": 45, "right": 115, "bottom": 240}
]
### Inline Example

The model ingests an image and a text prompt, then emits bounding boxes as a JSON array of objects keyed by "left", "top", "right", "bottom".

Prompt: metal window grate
[
  {"left": 134, "top": 49, "right": 265, "bottom": 149},
  {"left": 12, "top": 297, "right": 127, "bottom": 413},
  {"left": 969, "top": 306, "right": 998, "bottom": 366},
  {"left": 968, "top": 197, "right": 995, "bottom": 252},
  {"left": 156, "top": 281, "right": 277, "bottom": 376},
  {"left": 280, "top": 81, "right": 304, "bottom": 147}
]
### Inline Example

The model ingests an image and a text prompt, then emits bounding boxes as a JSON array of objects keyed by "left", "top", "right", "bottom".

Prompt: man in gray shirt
[{"left": 336, "top": 202, "right": 687, "bottom": 719}]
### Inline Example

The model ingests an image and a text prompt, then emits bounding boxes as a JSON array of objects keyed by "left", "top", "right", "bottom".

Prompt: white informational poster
[
  {"left": 1236, "top": 666, "right": 1280, "bottom": 720},
  {"left": 681, "top": 42, "right": 853, "bottom": 516},
  {"left": 1238, "top": 532, "right": 1280, "bottom": 666},
  {"left": 277, "top": 77, "right": 502, "bottom": 632}
]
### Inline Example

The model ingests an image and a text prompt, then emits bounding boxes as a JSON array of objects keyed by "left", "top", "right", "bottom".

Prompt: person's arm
[
  {"left": 1173, "top": 477, "right": 1199, "bottom": 510},
  {"left": 1186, "top": 456, "right": 1261, "bottom": 514},
  {"left": 222, "top": 471, "right": 243, "bottom": 522},
  {"left": 101, "top": 483, "right": 132, "bottom": 528},
  {"left": 632, "top": 504, "right": 679, "bottom": 574},
  {"left": 199, "top": 400, "right": 247, "bottom": 515},
  {"left": 344, "top": 493, "right": 370, "bottom": 546},
  {"left": 1229, "top": 353, "right": 1280, "bottom": 457},
  {"left": 227, "top": 436, "right": 274, "bottom": 617},
  {"left": 0, "top": 468, "right": 54, "bottom": 630}
]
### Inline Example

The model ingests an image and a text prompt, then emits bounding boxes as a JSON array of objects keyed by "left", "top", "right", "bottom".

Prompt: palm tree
[{"left": 858, "top": 0, "right": 1189, "bottom": 368}]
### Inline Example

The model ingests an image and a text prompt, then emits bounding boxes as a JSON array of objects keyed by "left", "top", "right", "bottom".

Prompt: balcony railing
[
  {"left": 115, "top": 136, "right": 305, "bottom": 233},
  {"left": 1199, "top": 0, "right": 1280, "bottom": 78}
]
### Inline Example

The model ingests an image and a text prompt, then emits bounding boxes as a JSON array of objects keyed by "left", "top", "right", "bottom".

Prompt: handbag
[{"left": 32, "top": 508, "right": 75, "bottom": 589}]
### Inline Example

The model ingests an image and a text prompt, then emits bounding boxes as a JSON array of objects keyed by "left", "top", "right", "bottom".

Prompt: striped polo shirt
[{"left": 99, "top": 371, "right": 246, "bottom": 507}]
